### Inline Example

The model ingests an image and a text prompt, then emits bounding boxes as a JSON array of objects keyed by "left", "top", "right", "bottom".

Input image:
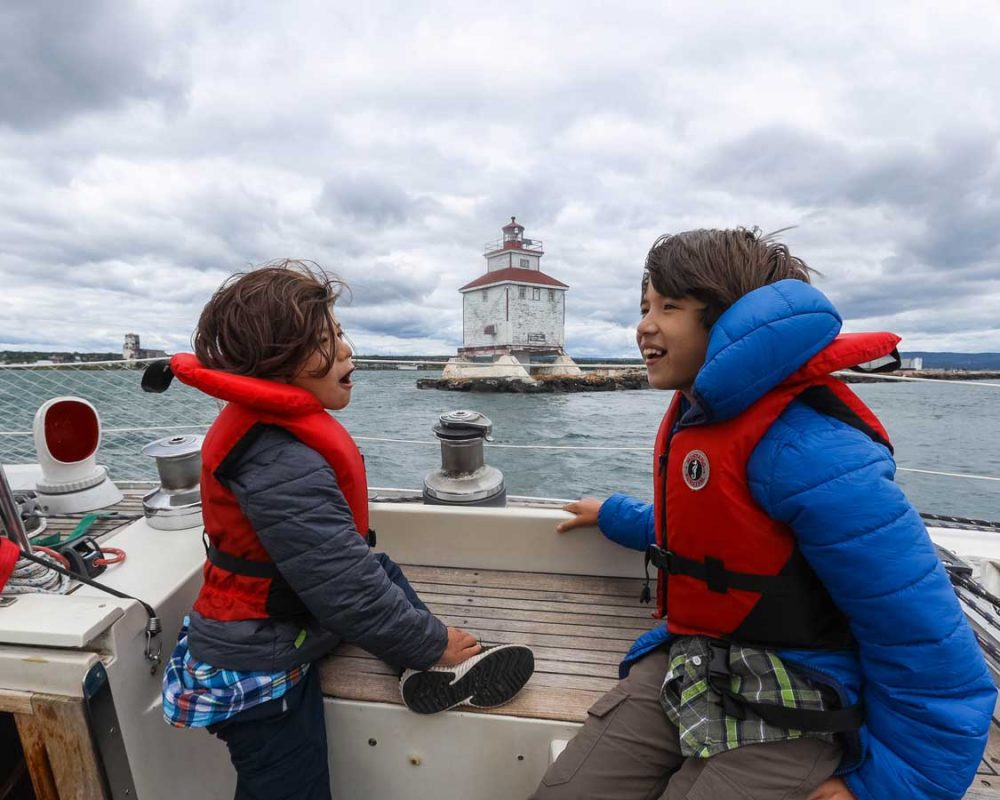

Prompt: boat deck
[
  {"left": 321, "top": 564, "right": 645, "bottom": 723},
  {"left": 320, "top": 563, "right": 1000, "bottom": 798},
  {"left": 31, "top": 490, "right": 1000, "bottom": 797}
]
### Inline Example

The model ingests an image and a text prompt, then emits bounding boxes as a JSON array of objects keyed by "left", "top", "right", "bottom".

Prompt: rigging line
[
  {"left": 0, "top": 424, "right": 212, "bottom": 437},
  {"left": 4, "top": 429, "right": 997, "bottom": 479},
  {"left": 351, "top": 435, "right": 653, "bottom": 452},
  {"left": 354, "top": 436, "right": 1000, "bottom": 478},
  {"left": 3, "top": 355, "right": 998, "bottom": 387},
  {"left": 0, "top": 357, "right": 166, "bottom": 369},
  {"left": 897, "top": 467, "right": 1000, "bottom": 483},
  {"left": 831, "top": 370, "right": 1000, "bottom": 389}
]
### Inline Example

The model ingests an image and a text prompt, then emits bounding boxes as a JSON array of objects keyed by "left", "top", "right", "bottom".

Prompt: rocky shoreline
[
  {"left": 418, "top": 369, "right": 1000, "bottom": 393},
  {"left": 417, "top": 370, "right": 649, "bottom": 393},
  {"left": 839, "top": 369, "right": 1000, "bottom": 383}
]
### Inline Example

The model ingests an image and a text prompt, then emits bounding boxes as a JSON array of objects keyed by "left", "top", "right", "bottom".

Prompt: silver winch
[
  {"left": 140, "top": 434, "right": 204, "bottom": 530},
  {"left": 422, "top": 410, "right": 506, "bottom": 507}
]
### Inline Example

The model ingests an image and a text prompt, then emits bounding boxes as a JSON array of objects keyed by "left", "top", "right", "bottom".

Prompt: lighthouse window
[
  {"left": 532, "top": 288, "right": 541, "bottom": 300},
  {"left": 519, "top": 258, "right": 530, "bottom": 268},
  {"left": 519, "top": 286, "right": 527, "bottom": 299},
  {"left": 481, "top": 290, "right": 488, "bottom": 302},
  {"left": 548, "top": 289, "right": 555, "bottom": 301}
]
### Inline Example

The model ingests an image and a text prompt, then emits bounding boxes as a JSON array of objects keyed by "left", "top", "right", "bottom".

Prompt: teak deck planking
[{"left": 319, "top": 563, "right": 1000, "bottom": 799}]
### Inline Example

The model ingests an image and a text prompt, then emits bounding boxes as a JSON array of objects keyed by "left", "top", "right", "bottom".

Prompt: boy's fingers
[
  {"left": 452, "top": 628, "right": 478, "bottom": 648},
  {"left": 557, "top": 515, "right": 584, "bottom": 533},
  {"left": 557, "top": 500, "right": 588, "bottom": 533}
]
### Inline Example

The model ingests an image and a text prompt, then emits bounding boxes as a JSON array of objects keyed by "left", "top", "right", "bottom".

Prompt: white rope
[
  {"left": 352, "top": 435, "right": 652, "bottom": 452},
  {"left": 897, "top": 467, "right": 1000, "bottom": 483},
  {"left": 489, "top": 442, "right": 652, "bottom": 452},
  {"left": 0, "top": 423, "right": 212, "bottom": 437},
  {"left": 351, "top": 435, "right": 1000, "bottom": 481},
  {"left": 2, "top": 554, "right": 71, "bottom": 595},
  {"left": 2, "top": 428, "right": 998, "bottom": 480},
  {"left": 0, "top": 357, "right": 165, "bottom": 369},
  {"left": 831, "top": 370, "right": 1000, "bottom": 389}
]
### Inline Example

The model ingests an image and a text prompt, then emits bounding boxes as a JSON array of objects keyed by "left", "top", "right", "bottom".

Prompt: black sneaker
[{"left": 399, "top": 644, "right": 535, "bottom": 715}]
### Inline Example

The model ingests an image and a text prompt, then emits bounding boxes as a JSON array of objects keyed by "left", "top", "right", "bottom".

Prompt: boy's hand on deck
[
  {"left": 557, "top": 498, "right": 602, "bottom": 533},
  {"left": 807, "top": 778, "right": 856, "bottom": 800},
  {"left": 437, "top": 627, "right": 482, "bottom": 666}
]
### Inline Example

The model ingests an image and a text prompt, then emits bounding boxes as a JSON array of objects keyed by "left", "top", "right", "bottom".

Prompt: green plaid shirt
[{"left": 660, "top": 636, "right": 837, "bottom": 758}]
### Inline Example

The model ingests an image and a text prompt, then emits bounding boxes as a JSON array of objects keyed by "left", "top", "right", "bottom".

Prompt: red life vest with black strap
[
  {"left": 648, "top": 332, "right": 899, "bottom": 732},
  {"left": 170, "top": 353, "right": 370, "bottom": 623}
]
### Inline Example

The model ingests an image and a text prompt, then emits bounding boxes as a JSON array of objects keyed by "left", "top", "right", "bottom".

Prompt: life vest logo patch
[{"left": 682, "top": 450, "right": 710, "bottom": 491}]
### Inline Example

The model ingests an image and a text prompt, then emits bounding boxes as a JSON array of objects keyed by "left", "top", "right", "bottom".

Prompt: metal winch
[
  {"left": 422, "top": 410, "right": 506, "bottom": 507},
  {"left": 140, "top": 434, "right": 204, "bottom": 530}
]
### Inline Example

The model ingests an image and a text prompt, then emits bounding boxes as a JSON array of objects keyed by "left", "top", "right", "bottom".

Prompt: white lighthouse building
[{"left": 442, "top": 218, "right": 581, "bottom": 381}]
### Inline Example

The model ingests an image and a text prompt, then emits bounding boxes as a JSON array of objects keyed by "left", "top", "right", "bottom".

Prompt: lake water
[{"left": 1, "top": 368, "right": 998, "bottom": 521}]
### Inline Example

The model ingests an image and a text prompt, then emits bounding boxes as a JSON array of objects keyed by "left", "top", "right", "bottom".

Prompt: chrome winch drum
[
  {"left": 140, "top": 434, "right": 204, "bottom": 530},
  {"left": 422, "top": 410, "right": 506, "bottom": 507}
]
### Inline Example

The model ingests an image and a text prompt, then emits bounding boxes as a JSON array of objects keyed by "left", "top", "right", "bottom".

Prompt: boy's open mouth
[
  {"left": 339, "top": 367, "right": 355, "bottom": 387},
  {"left": 642, "top": 347, "right": 665, "bottom": 365}
]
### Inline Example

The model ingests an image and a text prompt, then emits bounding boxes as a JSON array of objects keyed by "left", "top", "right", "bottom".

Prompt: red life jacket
[
  {"left": 170, "top": 354, "right": 370, "bottom": 622},
  {"left": 650, "top": 333, "right": 899, "bottom": 648}
]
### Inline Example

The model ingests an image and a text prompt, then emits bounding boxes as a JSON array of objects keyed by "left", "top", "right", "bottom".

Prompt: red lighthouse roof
[{"left": 459, "top": 267, "right": 568, "bottom": 292}]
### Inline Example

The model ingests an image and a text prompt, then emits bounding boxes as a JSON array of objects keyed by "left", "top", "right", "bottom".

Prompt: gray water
[{"left": 1, "top": 369, "right": 997, "bottom": 521}]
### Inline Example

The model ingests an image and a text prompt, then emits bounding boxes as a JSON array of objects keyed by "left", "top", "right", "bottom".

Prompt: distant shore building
[
  {"left": 123, "top": 333, "right": 168, "bottom": 362},
  {"left": 443, "top": 218, "right": 581, "bottom": 381},
  {"left": 899, "top": 357, "right": 923, "bottom": 371}
]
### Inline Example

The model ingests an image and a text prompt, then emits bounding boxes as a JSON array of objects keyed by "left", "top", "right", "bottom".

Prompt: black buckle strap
[
  {"left": 705, "top": 640, "right": 864, "bottom": 733},
  {"left": 640, "top": 548, "right": 653, "bottom": 604},
  {"left": 203, "top": 532, "right": 280, "bottom": 579},
  {"left": 646, "top": 545, "right": 795, "bottom": 595},
  {"left": 202, "top": 527, "right": 376, "bottom": 580}
]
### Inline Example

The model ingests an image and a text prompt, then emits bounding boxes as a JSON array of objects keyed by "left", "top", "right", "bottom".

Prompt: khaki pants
[{"left": 531, "top": 648, "right": 842, "bottom": 800}]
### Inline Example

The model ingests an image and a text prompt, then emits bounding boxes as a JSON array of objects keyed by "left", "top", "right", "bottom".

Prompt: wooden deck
[
  {"left": 320, "top": 564, "right": 649, "bottom": 723},
  {"left": 32, "top": 489, "right": 1000, "bottom": 796},
  {"left": 32, "top": 487, "right": 147, "bottom": 544},
  {"left": 319, "top": 563, "right": 1000, "bottom": 798}
]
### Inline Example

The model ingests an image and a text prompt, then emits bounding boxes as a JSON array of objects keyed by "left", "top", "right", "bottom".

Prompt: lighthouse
[{"left": 442, "top": 218, "right": 581, "bottom": 381}]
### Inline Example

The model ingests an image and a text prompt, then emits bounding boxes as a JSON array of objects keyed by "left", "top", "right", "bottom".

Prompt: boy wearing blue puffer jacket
[{"left": 532, "top": 229, "right": 995, "bottom": 800}]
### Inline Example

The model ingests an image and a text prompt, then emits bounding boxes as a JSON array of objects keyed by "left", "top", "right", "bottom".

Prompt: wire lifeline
[{"left": 2, "top": 426, "right": 998, "bottom": 481}]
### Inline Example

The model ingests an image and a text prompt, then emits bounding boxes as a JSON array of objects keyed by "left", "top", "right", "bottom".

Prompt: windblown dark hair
[
  {"left": 193, "top": 259, "right": 346, "bottom": 381},
  {"left": 642, "top": 227, "right": 817, "bottom": 328}
]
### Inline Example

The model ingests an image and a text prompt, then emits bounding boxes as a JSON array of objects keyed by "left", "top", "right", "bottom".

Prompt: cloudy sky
[{"left": 2, "top": 0, "right": 999, "bottom": 357}]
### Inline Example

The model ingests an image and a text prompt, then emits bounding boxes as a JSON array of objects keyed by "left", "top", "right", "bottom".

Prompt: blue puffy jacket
[{"left": 598, "top": 280, "right": 995, "bottom": 800}]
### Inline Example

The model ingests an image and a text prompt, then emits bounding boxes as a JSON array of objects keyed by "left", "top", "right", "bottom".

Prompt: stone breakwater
[
  {"left": 417, "top": 369, "right": 1000, "bottom": 393},
  {"left": 417, "top": 370, "right": 649, "bottom": 393},
  {"left": 840, "top": 370, "right": 1000, "bottom": 383}
]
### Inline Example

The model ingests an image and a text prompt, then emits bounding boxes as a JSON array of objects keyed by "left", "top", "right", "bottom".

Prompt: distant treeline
[
  {"left": 900, "top": 352, "right": 1000, "bottom": 370},
  {"left": 0, "top": 350, "right": 122, "bottom": 364},
  {"left": 355, "top": 355, "right": 450, "bottom": 362}
]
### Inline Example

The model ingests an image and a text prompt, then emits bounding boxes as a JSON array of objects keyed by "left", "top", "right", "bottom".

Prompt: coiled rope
[{"left": 3, "top": 549, "right": 71, "bottom": 595}]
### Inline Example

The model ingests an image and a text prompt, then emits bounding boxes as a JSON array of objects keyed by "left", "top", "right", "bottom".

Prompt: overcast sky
[{"left": 2, "top": 1, "right": 999, "bottom": 357}]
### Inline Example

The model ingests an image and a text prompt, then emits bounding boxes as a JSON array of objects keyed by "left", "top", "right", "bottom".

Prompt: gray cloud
[
  {"left": 0, "top": 0, "right": 186, "bottom": 131},
  {"left": 2, "top": 1, "right": 1000, "bottom": 358}
]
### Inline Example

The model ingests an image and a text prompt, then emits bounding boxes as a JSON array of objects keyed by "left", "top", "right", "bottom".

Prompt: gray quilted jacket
[{"left": 186, "top": 425, "right": 447, "bottom": 672}]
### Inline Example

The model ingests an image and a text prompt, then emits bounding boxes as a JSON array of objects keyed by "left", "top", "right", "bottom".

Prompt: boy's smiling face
[
  {"left": 637, "top": 282, "right": 710, "bottom": 397},
  {"left": 290, "top": 319, "right": 355, "bottom": 410}
]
